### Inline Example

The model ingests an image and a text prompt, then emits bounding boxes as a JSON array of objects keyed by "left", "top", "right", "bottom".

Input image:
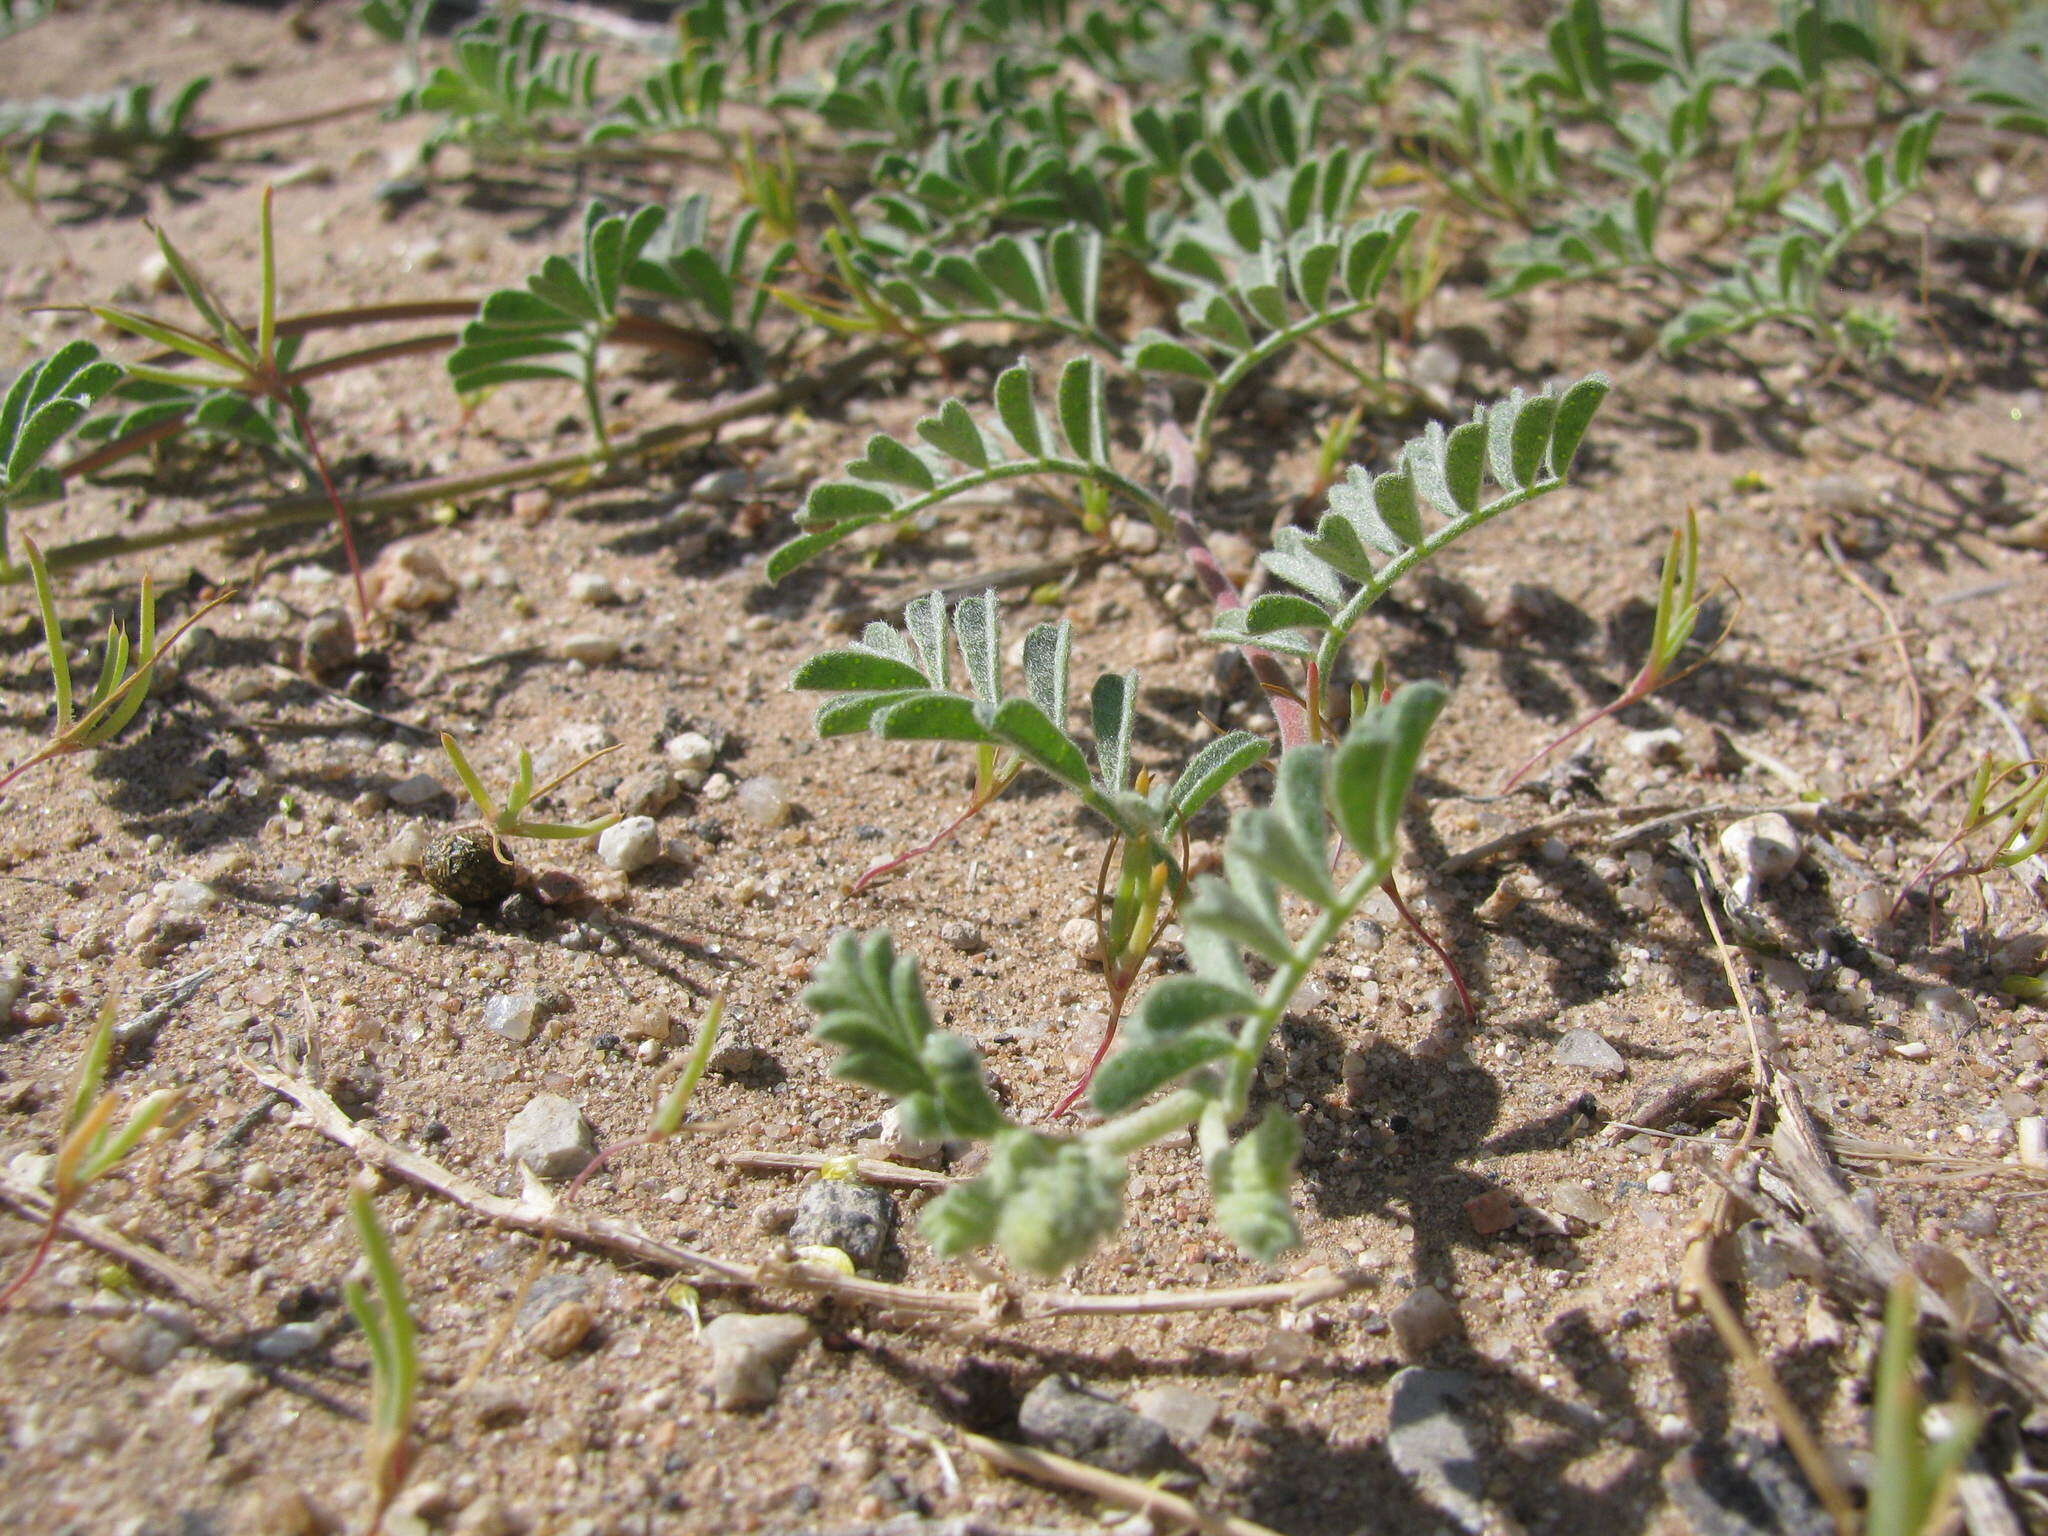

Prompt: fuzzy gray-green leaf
[
  {"left": 1022, "top": 620, "right": 1071, "bottom": 724},
  {"left": 1210, "top": 1110, "right": 1302, "bottom": 1261},
  {"left": 790, "top": 650, "right": 931, "bottom": 693},
  {"left": 1090, "top": 671, "right": 1137, "bottom": 793}
]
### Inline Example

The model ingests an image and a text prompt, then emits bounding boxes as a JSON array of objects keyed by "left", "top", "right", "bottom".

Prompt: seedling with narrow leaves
[
  {"left": 0, "top": 540, "right": 230, "bottom": 795},
  {"left": 81, "top": 187, "right": 374, "bottom": 619},
  {"left": 1899, "top": 753, "right": 2048, "bottom": 937},
  {"left": 345, "top": 1185, "right": 419, "bottom": 1536},
  {"left": 1500, "top": 506, "right": 1730, "bottom": 792},
  {"left": 0, "top": 999, "right": 183, "bottom": 1309},
  {"left": 440, "top": 731, "right": 622, "bottom": 856}
]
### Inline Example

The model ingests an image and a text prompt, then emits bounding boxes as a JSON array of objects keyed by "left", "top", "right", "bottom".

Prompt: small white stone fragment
[
  {"left": 484, "top": 992, "right": 544, "bottom": 1043},
  {"left": 159, "top": 879, "right": 222, "bottom": 918},
  {"left": 1059, "top": 917, "right": 1102, "bottom": 962},
  {"left": 735, "top": 776, "right": 792, "bottom": 827},
  {"left": 598, "top": 816, "right": 662, "bottom": 873},
  {"left": 1408, "top": 339, "right": 1462, "bottom": 401},
  {"left": 367, "top": 540, "right": 456, "bottom": 611},
  {"left": 381, "top": 824, "right": 430, "bottom": 868},
  {"left": 1646, "top": 1170, "right": 1677, "bottom": 1194},
  {"left": 664, "top": 731, "right": 716, "bottom": 772},
  {"left": 1108, "top": 515, "right": 1161, "bottom": 555},
  {"left": 388, "top": 774, "right": 447, "bottom": 808},
  {"left": 503, "top": 1095, "right": 597, "bottom": 1180},
  {"left": 700, "top": 773, "right": 733, "bottom": 804},
  {"left": 2018, "top": 1116, "right": 2047, "bottom": 1169},
  {"left": 1719, "top": 812, "right": 1803, "bottom": 905},
  {"left": 622, "top": 1005, "right": 671, "bottom": 1042},
  {"left": 568, "top": 572, "right": 619, "bottom": 606},
  {"left": 1132, "top": 1385, "right": 1221, "bottom": 1449},
  {"left": 1622, "top": 727, "right": 1684, "bottom": 764},
  {"left": 1552, "top": 1027, "right": 1627, "bottom": 1079},
  {"left": 557, "top": 632, "right": 620, "bottom": 665},
  {"left": 1914, "top": 986, "right": 1979, "bottom": 1037}
]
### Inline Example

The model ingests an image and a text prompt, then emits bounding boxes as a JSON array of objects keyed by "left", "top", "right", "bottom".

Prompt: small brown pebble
[
  {"left": 1464, "top": 1188, "right": 1517, "bottom": 1235},
  {"left": 525, "top": 1300, "right": 594, "bottom": 1360}
]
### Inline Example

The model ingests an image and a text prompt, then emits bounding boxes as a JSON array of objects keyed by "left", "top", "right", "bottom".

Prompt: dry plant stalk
[
  {"left": 962, "top": 1432, "right": 1285, "bottom": 1536},
  {"left": 239, "top": 1057, "right": 1365, "bottom": 1325}
]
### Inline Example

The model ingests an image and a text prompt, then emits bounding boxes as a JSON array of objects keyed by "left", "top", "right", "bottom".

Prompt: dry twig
[
  {"left": 963, "top": 1432, "right": 1284, "bottom": 1536},
  {"left": 241, "top": 1058, "right": 1365, "bottom": 1324},
  {"left": 0, "top": 1170, "right": 243, "bottom": 1323}
]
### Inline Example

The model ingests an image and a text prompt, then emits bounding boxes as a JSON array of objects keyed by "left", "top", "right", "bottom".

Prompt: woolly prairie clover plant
[{"left": 802, "top": 683, "right": 1445, "bottom": 1276}]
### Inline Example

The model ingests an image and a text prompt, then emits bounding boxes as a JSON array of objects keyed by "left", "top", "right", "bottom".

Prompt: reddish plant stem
[
  {"left": 1381, "top": 876, "right": 1475, "bottom": 1023},
  {"left": 0, "top": 1205, "right": 69, "bottom": 1311},
  {"left": 851, "top": 779, "right": 1012, "bottom": 894},
  {"left": 1147, "top": 387, "right": 1310, "bottom": 747},
  {"left": 1499, "top": 679, "right": 1650, "bottom": 794},
  {"left": 280, "top": 391, "right": 370, "bottom": 625}
]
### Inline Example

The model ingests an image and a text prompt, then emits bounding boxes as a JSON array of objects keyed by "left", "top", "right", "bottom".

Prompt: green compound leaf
[
  {"left": 1209, "top": 1109, "right": 1302, "bottom": 1262},
  {"left": 803, "top": 931, "right": 1003, "bottom": 1140},
  {"left": 773, "top": 359, "right": 1153, "bottom": 580},
  {"left": 1328, "top": 682, "right": 1449, "bottom": 873},
  {"left": 1662, "top": 112, "right": 1942, "bottom": 355},
  {"left": 1217, "top": 377, "right": 1611, "bottom": 656}
]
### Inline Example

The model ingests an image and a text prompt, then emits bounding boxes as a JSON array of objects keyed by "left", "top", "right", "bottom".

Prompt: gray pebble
[
  {"left": 503, "top": 1094, "right": 597, "bottom": 1180},
  {"left": 615, "top": 767, "right": 679, "bottom": 818},
  {"left": 701, "top": 1312, "right": 813, "bottom": 1410},
  {"left": 1387, "top": 1368, "right": 1489, "bottom": 1535},
  {"left": 939, "top": 920, "right": 986, "bottom": 954},
  {"left": 787, "top": 1179, "right": 896, "bottom": 1270},
  {"left": 1018, "top": 1375, "right": 1179, "bottom": 1474},
  {"left": 1389, "top": 1285, "right": 1461, "bottom": 1359},
  {"left": 251, "top": 1322, "right": 326, "bottom": 1363},
  {"left": 95, "top": 1314, "right": 189, "bottom": 1375}
]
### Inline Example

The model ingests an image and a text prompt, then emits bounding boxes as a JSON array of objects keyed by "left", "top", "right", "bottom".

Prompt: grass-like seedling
[
  {"left": 439, "top": 731, "right": 622, "bottom": 856},
  {"left": 83, "top": 187, "right": 373, "bottom": 619},
  {"left": 1867, "top": 1275, "right": 1981, "bottom": 1536},
  {"left": 344, "top": 1184, "right": 419, "bottom": 1536},
  {"left": 0, "top": 540, "right": 229, "bottom": 796},
  {"left": 0, "top": 998, "right": 182, "bottom": 1309},
  {"left": 565, "top": 996, "right": 726, "bottom": 1202},
  {"left": 1898, "top": 753, "right": 2048, "bottom": 934},
  {"left": 1500, "top": 506, "right": 1728, "bottom": 791}
]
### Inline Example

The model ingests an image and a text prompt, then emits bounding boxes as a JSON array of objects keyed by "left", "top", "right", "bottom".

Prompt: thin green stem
[
  {"left": 1310, "top": 481, "right": 1562, "bottom": 679},
  {"left": 1192, "top": 295, "right": 1378, "bottom": 461},
  {"left": 1088, "top": 1086, "right": 1206, "bottom": 1158},
  {"left": 1222, "top": 861, "right": 1380, "bottom": 1117}
]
